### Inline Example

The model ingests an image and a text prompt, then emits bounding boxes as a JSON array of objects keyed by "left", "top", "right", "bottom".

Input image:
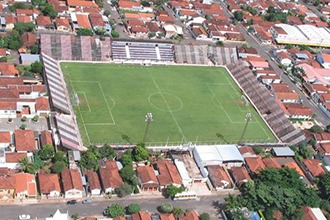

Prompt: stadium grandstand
[
  {"left": 111, "top": 40, "right": 175, "bottom": 62},
  {"left": 40, "top": 34, "right": 112, "bottom": 61},
  {"left": 174, "top": 45, "right": 238, "bottom": 65},
  {"left": 227, "top": 61, "right": 305, "bottom": 145},
  {"left": 42, "top": 53, "right": 85, "bottom": 151}
]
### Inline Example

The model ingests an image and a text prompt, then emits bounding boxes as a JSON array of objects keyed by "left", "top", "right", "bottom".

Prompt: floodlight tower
[
  {"left": 238, "top": 112, "right": 252, "bottom": 145},
  {"left": 143, "top": 113, "right": 153, "bottom": 143}
]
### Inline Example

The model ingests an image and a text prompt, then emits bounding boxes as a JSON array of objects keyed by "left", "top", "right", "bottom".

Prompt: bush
[
  {"left": 20, "top": 124, "right": 27, "bottom": 130},
  {"left": 32, "top": 115, "right": 39, "bottom": 122},
  {"left": 77, "top": 28, "right": 94, "bottom": 36},
  {"left": 106, "top": 204, "right": 125, "bottom": 217},
  {"left": 159, "top": 203, "right": 173, "bottom": 213},
  {"left": 111, "top": 30, "right": 120, "bottom": 38},
  {"left": 172, "top": 207, "right": 184, "bottom": 217},
  {"left": 127, "top": 203, "right": 141, "bottom": 214},
  {"left": 104, "top": 10, "right": 111, "bottom": 17},
  {"left": 310, "top": 124, "right": 323, "bottom": 133},
  {"left": 252, "top": 146, "right": 264, "bottom": 155},
  {"left": 115, "top": 183, "right": 132, "bottom": 197},
  {"left": 51, "top": 161, "right": 66, "bottom": 174},
  {"left": 200, "top": 213, "right": 210, "bottom": 220},
  {"left": 21, "top": 116, "right": 27, "bottom": 122},
  {"left": 0, "top": 56, "right": 7, "bottom": 62}
]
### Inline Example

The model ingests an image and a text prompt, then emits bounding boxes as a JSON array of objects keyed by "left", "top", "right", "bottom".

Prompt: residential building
[
  {"left": 245, "top": 157, "right": 266, "bottom": 174},
  {"left": 55, "top": 18, "right": 71, "bottom": 32},
  {"left": 85, "top": 170, "right": 101, "bottom": 196},
  {"left": 14, "top": 130, "right": 37, "bottom": 152},
  {"left": 38, "top": 172, "right": 61, "bottom": 198},
  {"left": 179, "top": 210, "right": 199, "bottom": 220},
  {"left": 156, "top": 160, "right": 182, "bottom": 189},
  {"left": 302, "top": 207, "right": 327, "bottom": 220},
  {"left": 207, "top": 165, "right": 233, "bottom": 190},
  {"left": 99, "top": 161, "right": 123, "bottom": 193},
  {"left": 46, "top": 209, "right": 70, "bottom": 220},
  {"left": 36, "top": 16, "right": 53, "bottom": 30},
  {"left": 229, "top": 166, "right": 251, "bottom": 187},
  {"left": 303, "top": 159, "right": 325, "bottom": 179},
  {"left": 0, "top": 132, "right": 11, "bottom": 149},
  {"left": 316, "top": 53, "right": 330, "bottom": 69},
  {"left": 136, "top": 165, "right": 159, "bottom": 191},
  {"left": 131, "top": 211, "right": 152, "bottom": 220},
  {"left": 61, "top": 168, "right": 83, "bottom": 198}
]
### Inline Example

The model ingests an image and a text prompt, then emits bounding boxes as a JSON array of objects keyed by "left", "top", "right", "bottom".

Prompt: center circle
[{"left": 148, "top": 92, "right": 183, "bottom": 112}]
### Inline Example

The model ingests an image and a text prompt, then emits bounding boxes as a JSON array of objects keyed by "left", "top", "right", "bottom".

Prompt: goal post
[{"left": 241, "top": 95, "right": 250, "bottom": 106}]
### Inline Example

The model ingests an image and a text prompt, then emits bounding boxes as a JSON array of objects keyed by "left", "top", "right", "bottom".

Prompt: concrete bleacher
[
  {"left": 226, "top": 61, "right": 306, "bottom": 145},
  {"left": 111, "top": 41, "right": 174, "bottom": 62}
]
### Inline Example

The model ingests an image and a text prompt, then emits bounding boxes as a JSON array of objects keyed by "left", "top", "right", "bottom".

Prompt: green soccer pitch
[{"left": 61, "top": 63, "right": 277, "bottom": 145}]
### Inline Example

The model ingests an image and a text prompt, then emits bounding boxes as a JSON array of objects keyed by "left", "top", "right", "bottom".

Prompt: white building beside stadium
[
  {"left": 270, "top": 24, "right": 330, "bottom": 47},
  {"left": 193, "top": 145, "right": 244, "bottom": 177}
]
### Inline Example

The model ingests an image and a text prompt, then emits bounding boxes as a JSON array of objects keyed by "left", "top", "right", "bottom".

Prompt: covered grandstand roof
[
  {"left": 55, "top": 114, "right": 85, "bottom": 151},
  {"left": 226, "top": 61, "right": 305, "bottom": 145},
  {"left": 42, "top": 53, "right": 70, "bottom": 114}
]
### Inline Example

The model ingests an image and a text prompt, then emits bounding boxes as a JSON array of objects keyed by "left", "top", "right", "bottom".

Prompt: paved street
[
  {"left": 218, "top": 1, "right": 330, "bottom": 127},
  {"left": 0, "top": 195, "right": 225, "bottom": 220}
]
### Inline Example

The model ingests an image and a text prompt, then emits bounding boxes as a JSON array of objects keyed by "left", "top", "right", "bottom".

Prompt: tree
[
  {"left": 95, "top": 27, "right": 106, "bottom": 36},
  {"left": 9, "top": 2, "right": 27, "bottom": 12},
  {"left": 320, "top": 172, "right": 330, "bottom": 200},
  {"left": 115, "top": 183, "right": 132, "bottom": 197},
  {"left": 252, "top": 146, "right": 264, "bottom": 155},
  {"left": 215, "top": 41, "right": 224, "bottom": 47},
  {"left": 33, "top": 154, "right": 45, "bottom": 171},
  {"left": 121, "top": 150, "right": 133, "bottom": 166},
  {"left": 106, "top": 204, "right": 125, "bottom": 217},
  {"left": 32, "top": 115, "right": 39, "bottom": 122},
  {"left": 233, "top": 11, "right": 243, "bottom": 21},
  {"left": 148, "top": 32, "right": 156, "bottom": 39},
  {"left": 80, "top": 151, "right": 99, "bottom": 171},
  {"left": 127, "top": 203, "right": 141, "bottom": 214},
  {"left": 39, "top": 144, "right": 55, "bottom": 161},
  {"left": 111, "top": 30, "right": 120, "bottom": 38},
  {"left": 41, "top": 4, "right": 58, "bottom": 19},
  {"left": 30, "top": 61, "right": 43, "bottom": 74},
  {"left": 133, "top": 144, "right": 150, "bottom": 161},
  {"left": 20, "top": 124, "right": 27, "bottom": 130},
  {"left": 14, "top": 23, "right": 35, "bottom": 35},
  {"left": 141, "top": 0, "right": 150, "bottom": 6},
  {"left": 99, "top": 144, "right": 116, "bottom": 160},
  {"left": 0, "top": 57, "right": 7, "bottom": 62},
  {"left": 199, "top": 213, "right": 210, "bottom": 220},
  {"left": 51, "top": 161, "right": 66, "bottom": 174},
  {"left": 159, "top": 203, "right": 173, "bottom": 213},
  {"left": 53, "top": 150, "right": 66, "bottom": 163},
  {"left": 166, "top": 184, "right": 185, "bottom": 198},
  {"left": 314, "top": 0, "right": 320, "bottom": 6},
  {"left": 119, "top": 166, "right": 135, "bottom": 182},
  {"left": 104, "top": 10, "right": 111, "bottom": 17},
  {"left": 326, "top": 124, "right": 330, "bottom": 133},
  {"left": 20, "top": 157, "right": 36, "bottom": 174},
  {"left": 172, "top": 207, "right": 184, "bottom": 217},
  {"left": 30, "top": 45, "right": 39, "bottom": 54},
  {"left": 77, "top": 28, "right": 94, "bottom": 36},
  {"left": 310, "top": 124, "right": 323, "bottom": 133}
]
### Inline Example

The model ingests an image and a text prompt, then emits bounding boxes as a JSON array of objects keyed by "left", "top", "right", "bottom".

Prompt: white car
[{"left": 18, "top": 214, "right": 31, "bottom": 220}]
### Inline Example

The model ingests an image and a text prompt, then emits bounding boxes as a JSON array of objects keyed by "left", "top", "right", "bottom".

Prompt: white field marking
[
  {"left": 76, "top": 91, "right": 91, "bottom": 112},
  {"left": 228, "top": 93, "right": 249, "bottom": 112},
  {"left": 71, "top": 80, "right": 116, "bottom": 125},
  {"left": 76, "top": 94, "right": 92, "bottom": 146},
  {"left": 106, "top": 95, "right": 116, "bottom": 109},
  {"left": 85, "top": 123, "right": 115, "bottom": 125},
  {"left": 97, "top": 81, "right": 116, "bottom": 125},
  {"left": 150, "top": 74, "right": 186, "bottom": 141},
  {"left": 148, "top": 92, "right": 183, "bottom": 112}
]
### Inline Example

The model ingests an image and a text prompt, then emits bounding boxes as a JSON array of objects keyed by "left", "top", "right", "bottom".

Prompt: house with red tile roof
[
  {"left": 114, "top": 217, "right": 126, "bottom": 220},
  {"left": 89, "top": 13, "right": 105, "bottom": 31},
  {"left": 207, "top": 165, "right": 233, "bottom": 190},
  {"left": 156, "top": 160, "right": 182, "bottom": 189},
  {"left": 286, "top": 106, "right": 313, "bottom": 120},
  {"left": 74, "top": 13, "right": 91, "bottom": 30},
  {"left": 302, "top": 206, "right": 327, "bottom": 220},
  {"left": 0, "top": 49, "right": 7, "bottom": 59},
  {"left": 61, "top": 168, "right": 83, "bottom": 198},
  {"left": 85, "top": 170, "right": 101, "bottom": 195},
  {"left": 22, "top": 33, "right": 37, "bottom": 47},
  {"left": 131, "top": 211, "right": 152, "bottom": 220},
  {"left": 4, "top": 152, "right": 28, "bottom": 169},
  {"left": 136, "top": 165, "right": 159, "bottom": 191},
  {"left": 284, "top": 161, "right": 306, "bottom": 178},
  {"left": 179, "top": 210, "right": 199, "bottom": 220},
  {"left": 67, "top": 0, "right": 98, "bottom": 11},
  {"left": 36, "top": 96, "right": 50, "bottom": 116},
  {"left": 40, "top": 130, "right": 53, "bottom": 147},
  {"left": 159, "top": 213, "right": 176, "bottom": 220},
  {"left": 0, "top": 172, "right": 37, "bottom": 199},
  {"left": 275, "top": 92, "right": 300, "bottom": 103},
  {"left": 38, "top": 172, "right": 61, "bottom": 198},
  {"left": 262, "top": 158, "right": 281, "bottom": 169},
  {"left": 4, "top": 14, "right": 16, "bottom": 30},
  {"left": 14, "top": 130, "right": 37, "bottom": 152},
  {"left": 239, "top": 146, "right": 257, "bottom": 158},
  {"left": 303, "top": 159, "right": 325, "bottom": 179},
  {"left": 0, "top": 63, "right": 19, "bottom": 77},
  {"left": 313, "top": 132, "right": 330, "bottom": 143},
  {"left": 245, "top": 157, "right": 266, "bottom": 174},
  {"left": 55, "top": 18, "right": 71, "bottom": 32},
  {"left": 316, "top": 53, "right": 330, "bottom": 69},
  {"left": 229, "top": 166, "right": 251, "bottom": 187},
  {"left": 0, "top": 131, "right": 11, "bottom": 148},
  {"left": 99, "top": 161, "right": 123, "bottom": 193},
  {"left": 36, "top": 16, "right": 53, "bottom": 30},
  {"left": 16, "top": 15, "right": 32, "bottom": 23},
  {"left": 119, "top": 1, "right": 142, "bottom": 11}
]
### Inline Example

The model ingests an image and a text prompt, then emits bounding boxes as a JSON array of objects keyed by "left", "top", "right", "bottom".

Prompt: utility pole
[
  {"left": 238, "top": 112, "right": 252, "bottom": 145},
  {"left": 142, "top": 112, "right": 153, "bottom": 143}
]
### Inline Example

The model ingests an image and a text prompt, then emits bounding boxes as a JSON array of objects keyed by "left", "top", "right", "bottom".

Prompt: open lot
[{"left": 61, "top": 63, "right": 276, "bottom": 145}]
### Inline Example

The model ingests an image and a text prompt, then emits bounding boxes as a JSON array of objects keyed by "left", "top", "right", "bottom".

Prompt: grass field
[{"left": 61, "top": 63, "right": 277, "bottom": 145}]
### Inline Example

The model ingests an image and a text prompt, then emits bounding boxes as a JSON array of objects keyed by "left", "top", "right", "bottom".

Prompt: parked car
[
  {"left": 82, "top": 199, "right": 92, "bottom": 204},
  {"left": 66, "top": 200, "right": 77, "bottom": 205},
  {"left": 18, "top": 214, "right": 31, "bottom": 220}
]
